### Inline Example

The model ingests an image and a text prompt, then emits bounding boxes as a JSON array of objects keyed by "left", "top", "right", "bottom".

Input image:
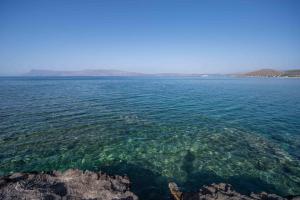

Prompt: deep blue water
[{"left": 0, "top": 76, "right": 300, "bottom": 199}]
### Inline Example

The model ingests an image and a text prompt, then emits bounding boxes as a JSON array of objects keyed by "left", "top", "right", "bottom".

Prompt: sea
[{"left": 0, "top": 76, "right": 299, "bottom": 199}]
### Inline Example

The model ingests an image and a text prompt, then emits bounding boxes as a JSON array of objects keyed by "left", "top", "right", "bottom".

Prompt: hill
[
  {"left": 25, "top": 69, "right": 145, "bottom": 76},
  {"left": 24, "top": 69, "right": 207, "bottom": 77},
  {"left": 282, "top": 69, "right": 300, "bottom": 77},
  {"left": 243, "top": 69, "right": 300, "bottom": 77},
  {"left": 244, "top": 69, "right": 284, "bottom": 77}
]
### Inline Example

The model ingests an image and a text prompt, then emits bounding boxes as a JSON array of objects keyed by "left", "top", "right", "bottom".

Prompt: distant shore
[
  {"left": 232, "top": 75, "right": 300, "bottom": 79},
  {"left": 238, "top": 69, "right": 300, "bottom": 78},
  {"left": 1, "top": 68, "right": 299, "bottom": 78}
]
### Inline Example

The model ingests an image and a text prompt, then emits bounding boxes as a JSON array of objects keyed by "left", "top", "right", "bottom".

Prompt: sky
[{"left": 0, "top": 0, "right": 299, "bottom": 75}]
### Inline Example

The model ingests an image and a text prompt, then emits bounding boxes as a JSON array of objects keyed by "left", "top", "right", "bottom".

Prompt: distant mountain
[
  {"left": 243, "top": 69, "right": 300, "bottom": 77},
  {"left": 244, "top": 69, "right": 284, "bottom": 77},
  {"left": 22, "top": 69, "right": 300, "bottom": 77},
  {"left": 25, "top": 69, "right": 145, "bottom": 76},
  {"left": 24, "top": 69, "right": 208, "bottom": 77},
  {"left": 282, "top": 69, "right": 300, "bottom": 77}
]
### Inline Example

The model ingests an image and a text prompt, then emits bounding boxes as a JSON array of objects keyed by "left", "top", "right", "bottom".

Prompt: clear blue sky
[{"left": 0, "top": 0, "right": 299, "bottom": 75}]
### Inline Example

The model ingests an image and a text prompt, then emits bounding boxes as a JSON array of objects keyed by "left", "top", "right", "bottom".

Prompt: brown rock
[{"left": 0, "top": 169, "right": 138, "bottom": 200}]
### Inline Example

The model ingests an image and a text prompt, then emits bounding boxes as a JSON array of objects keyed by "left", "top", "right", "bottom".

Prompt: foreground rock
[
  {"left": 0, "top": 169, "right": 138, "bottom": 200},
  {"left": 1, "top": 169, "right": 299, "bottom": 200},
  {"left": 169, "top": 182, "right": 300, "bottom": 200}
]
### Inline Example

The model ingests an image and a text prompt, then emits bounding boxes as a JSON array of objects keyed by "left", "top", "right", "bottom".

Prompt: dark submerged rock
[
  {"left": 169, "top": 182, "right": 299, "bottom": 200},
  {"left": 0, "top": 169, "right": 138, "bottom": 200}
]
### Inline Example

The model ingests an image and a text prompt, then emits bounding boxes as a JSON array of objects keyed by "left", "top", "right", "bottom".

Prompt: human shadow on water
[
  {"left": 99, "top": 162, "right": 169, "bottom": 200},
  {"left": 95, "top": 151, "right": 285, "bottom": 200},
  {"left": 177, "top": 150, "right": 283, "bottom": 196}
]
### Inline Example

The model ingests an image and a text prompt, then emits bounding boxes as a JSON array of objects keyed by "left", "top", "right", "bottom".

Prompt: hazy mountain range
[
  {"left": 25, "top": 69, "right": 144, "bottom": 76},
  {"left": 23, "top": 69, "right": 300, "bottom": 77},
  {"left": 24, "top": 69, "right": 208, "bottom": 77}
]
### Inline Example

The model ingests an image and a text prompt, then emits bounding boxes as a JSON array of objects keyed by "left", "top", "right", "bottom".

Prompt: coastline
[
  {"left": 1, "top": 169, "right": 299, "bottom": 200},
  {"left": 231, "top": 75, "right": 300, "bottom": 79}
]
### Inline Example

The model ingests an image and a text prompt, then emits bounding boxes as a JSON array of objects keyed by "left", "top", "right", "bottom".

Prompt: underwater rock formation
[
  {"left": 168, "top": 182, "right": 300, "bottom": 200},
  {"left": 0, "top": 169, "right": 138, "bottom": 200}
]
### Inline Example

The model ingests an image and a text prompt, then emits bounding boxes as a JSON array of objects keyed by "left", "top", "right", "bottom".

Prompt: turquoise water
[{"left": 0, "top": 76, "right": 300, "bottom": 199}]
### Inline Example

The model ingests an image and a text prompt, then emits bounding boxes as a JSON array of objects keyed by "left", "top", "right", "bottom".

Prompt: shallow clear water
[{"left": 0, "top": 76, "right": 300, "bottom": 199}]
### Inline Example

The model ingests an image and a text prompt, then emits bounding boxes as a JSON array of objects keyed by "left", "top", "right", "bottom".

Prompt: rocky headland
[
  {"left": 1, "top": 169, "right": 299, "bottom": 200},
  {"left": 0, "top": 169, "right": 138, "bottom": 200},
  {"left": 241, "top": 69, "right": 300, "bottom": 77}
]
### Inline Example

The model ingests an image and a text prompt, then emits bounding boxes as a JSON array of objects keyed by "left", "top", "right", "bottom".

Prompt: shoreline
[
  {"left": 1, "top": 169, "right": 299, "bottom": 200},
  {"left": 230, "top": 75, "right": 300, "bottom": 79}
]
